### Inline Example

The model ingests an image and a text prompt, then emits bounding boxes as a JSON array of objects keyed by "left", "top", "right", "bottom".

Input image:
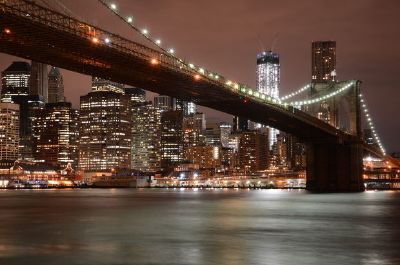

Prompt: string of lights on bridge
[
  {"left": 283, "top": 81, "right": 355, "bottom": 107},
  {"left": 359, "top": 94, "right": 386, "bottom": 155},
  {"left": 96, "top": 0, "right": 312, "bottom": 107},
  {"left": 92, "top": 0, "right": 386, "bottom": 156}
]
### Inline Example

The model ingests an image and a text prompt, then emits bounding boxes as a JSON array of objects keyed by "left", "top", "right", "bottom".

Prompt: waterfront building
[
  {"left": 33, "top": 102, "right": 79, "bottom": 168},
  {"left": 238, "top": 131, "right": 269, "bottom": 172},
  {"left": 79, "top": 91, "right": 131, "bottom": 171},
  {"left": 0, "top": 103, "right": 19, "bottom": 161},
  {"left": 184, "top": 145, "right": 221, "bottom": 170},
  {"left": 48, "top": 66, "right": 65, "bottom": 103},
  {"left": 311, "top": 41, "right": 336, "bottom": 83},
  {"left": 160, "top": 110, "right": 184, "bottom": 170},
  {"left": 30, "top": 61, "right": 48, "bottom": 102},
  {"left": 183, "top": 113, "right": 206, "bottom": 148},
  {"left": 131, "top": 101, "right": 161, "bottom": 172},
  {"left": 1, "top": 61, "right": 30, "bottom": 103}
]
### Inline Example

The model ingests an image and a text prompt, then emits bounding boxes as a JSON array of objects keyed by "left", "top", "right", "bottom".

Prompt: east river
[{"left": 0, "top": 189, "right": 399, "bottom": 265}]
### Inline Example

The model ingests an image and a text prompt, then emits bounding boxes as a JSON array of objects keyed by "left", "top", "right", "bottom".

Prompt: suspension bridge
[{"left": 0, "top": 0, "right": 393, "bottom": 192}]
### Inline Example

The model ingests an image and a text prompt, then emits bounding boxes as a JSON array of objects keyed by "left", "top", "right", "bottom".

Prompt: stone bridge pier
[{"left": 306, "top": 140, "right": 364, "bottom": 192}]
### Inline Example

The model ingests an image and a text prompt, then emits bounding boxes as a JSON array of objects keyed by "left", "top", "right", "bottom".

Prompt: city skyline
[{"left": 0, "top": 0, "right": 399, "bottom": 152}]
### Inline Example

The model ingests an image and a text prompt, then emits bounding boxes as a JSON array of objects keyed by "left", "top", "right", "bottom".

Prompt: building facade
[
  {"left": 1, "top": 61, "right": 30, "bottom": 103},
  {"left": 48, "top": 66, "right": 64, "bottom": 103},
  {"left": 79, "top": 91, "right": 131, "bottom": 171},
  {"left": 238, "top": 131, "right": 269, "bottom": 172},
  {"left": 311, "top": 41, "right": 336, "bottom": 83},
  {"left": 30, "top": 61, "right": 48, "bottom": 102},
  {"left": 33, "top": 102, "right": 79, "bottom": 168},
  {"left": 131, "top": 102, "right": 161, "bottom": 172},
  {"left": 161, "top": 110, "right": 184, "bottom": 170},
  {"left": 0, "top": 103, "right": 19, "bottom": 161}
]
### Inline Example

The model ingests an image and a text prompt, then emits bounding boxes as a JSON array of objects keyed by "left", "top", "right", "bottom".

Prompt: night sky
[{"left": 0, "top": 0, "right": 399, "bottom": 152}]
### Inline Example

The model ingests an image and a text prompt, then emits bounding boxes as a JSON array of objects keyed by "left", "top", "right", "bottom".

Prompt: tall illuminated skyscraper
[
  {"left": 256, "top": 51, "right": 280, "bottom": 98},
  {"left": 311, "top": 41, "right": 336, "bottom": 83},
  {"left": 131, "top": 102, "right": 161, "bottom": 172},
  {"left": 79, "top": 91, "right": 131, "bottom": 171},
  {"left": 256, "top": 51, "right": 280, "bottom": 148}
]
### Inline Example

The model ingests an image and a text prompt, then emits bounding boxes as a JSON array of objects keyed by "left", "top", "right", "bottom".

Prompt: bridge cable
[{"left": 359, "top": 94, "right": 386, "bottom": 155}]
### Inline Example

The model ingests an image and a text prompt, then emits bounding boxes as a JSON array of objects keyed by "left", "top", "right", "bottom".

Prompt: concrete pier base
[{"left": 306, "top": 141, "right": 364, "bottom": 192}]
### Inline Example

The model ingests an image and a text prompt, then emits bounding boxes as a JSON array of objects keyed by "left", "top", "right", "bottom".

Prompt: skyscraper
[
  {"left": 256, "top": 51, "right": 280, "bottom": 99},
  {"left": 311, "top": 41, "right": 336, "bottom": 83},
  {"left": 33, "top": 102, "right": 79, "bottom": 168},
  {"left": 160, "top": 110, "right": 184, "bottom": 170},
  {"left": 256, "top": 51, "right": 280, "bottom": 149},
  {"left": 12, "top": 95, "right": 45, "bottom": 161},
  {"left": 79, "top": 91, "right": 131, "bottom": 171},
  {"left": 0, "top": 103, "right": 19, "bottom": 161},
  {"left": 1, "top": 61, "right": 30, "bottom": 102},
  {"left": 131, "top": 102, "right": 161, "bottom": 172},
  {"left": 48, "top": 66, "right": 65, "bottom": 103},
  {"left": 30, "top": 62, "right": 48, "bottom": 102}
]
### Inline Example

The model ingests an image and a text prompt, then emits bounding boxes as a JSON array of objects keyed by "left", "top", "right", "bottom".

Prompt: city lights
[
  {"left": 150, "top": 58, "right": 159, "bottom": 65},
  {"left": 92, "top": 37, "right": 99, "bottom": 44},
  {"left": 126, "top": 17, "right": 133, "bottom": 23},
  {"left": 110, "top": 3, "right": 117, "bottom": 10},
  {"left": 4, "top": 28, "right": 11, "bottom": 34}
]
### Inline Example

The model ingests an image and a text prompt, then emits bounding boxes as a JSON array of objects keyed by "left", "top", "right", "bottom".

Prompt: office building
[
  {"left": 183, "top": 113, "right": 206, "bottom": 148},
  {"left": 1, "top": 61, "right": 30, "bottom": 102},
  {"left": 311, "top": 41, "right": 336, "bottom": 83},
  {"left": 176, "top": 99, "right": 197, "bottom": 116},
  {"left": 160, "top": 110, "right": 184, "bottom": 170},
  {"left": 79, "top": 91, "right": 131, "bottom": 171},
  {"left": 30, "top": 61, "right": 48, "bottom": 102},
  {"left": 0, "top": 103, "right": 19, "bottom": 160},
  {"left": 238, "top": 131, "right": 269, "bottom": 172},
  {"left": 33, "top": 102, "right": 79, "bottom": 168},
  {"left": 48, "top": 66, "right": 65, "bottom": 103},
  {"left": 256, "top": 51, "right": 280, "bottom": 148},
  {"left": 12, "top": 95, "right": 45, "bottom": 161},
  {"left": 131, "top": 102, "right": 161, "bottom": 172},
  {"left": 125, "top": 87, "right": 146, "bottom": 104}
]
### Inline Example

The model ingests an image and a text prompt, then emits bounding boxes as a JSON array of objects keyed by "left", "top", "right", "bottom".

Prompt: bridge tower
[{"left": 305, "top": 81, "right": 364, "bottom": 192}]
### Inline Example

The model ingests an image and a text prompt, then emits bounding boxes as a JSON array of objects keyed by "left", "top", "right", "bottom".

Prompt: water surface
[{"left": 0, "top": 189, "right": 399, "bottom": 265}]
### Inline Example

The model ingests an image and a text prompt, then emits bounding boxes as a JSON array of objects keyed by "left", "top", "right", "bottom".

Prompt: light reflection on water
[{"left": 0, "top": 189, "right": 399, "bottom": 265}]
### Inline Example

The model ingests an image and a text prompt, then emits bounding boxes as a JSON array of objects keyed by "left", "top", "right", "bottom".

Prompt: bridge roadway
[{"left": 0, "top": 0, "right": 366, "bottom": 191}]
